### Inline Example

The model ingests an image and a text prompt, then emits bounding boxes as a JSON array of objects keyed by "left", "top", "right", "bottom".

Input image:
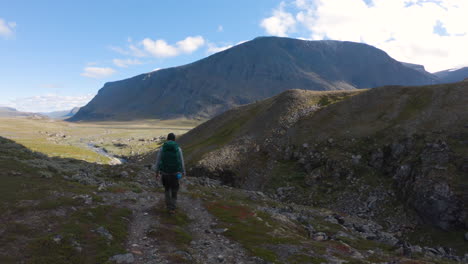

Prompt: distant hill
[
  {"left": 43, "top": 107, "right": 81, "bottom": 119},
  {"left": 0, "top": 107, "right": 46, "bottom": 119},
  {"left": 434, "top": 67, "right": 468, "bottom": 83},
  {"left": 70, "top": 37, "right": 437, "bottom": 121}
]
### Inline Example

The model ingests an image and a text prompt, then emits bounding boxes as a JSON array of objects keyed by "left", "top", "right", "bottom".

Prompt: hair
[{"left": 167, "top": 133, "right": 176, "bottom": 141}]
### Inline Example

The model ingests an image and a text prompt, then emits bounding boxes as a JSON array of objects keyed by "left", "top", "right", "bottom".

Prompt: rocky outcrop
[{"left": 368, "top": 138, "right": 466, "bottom": 230}]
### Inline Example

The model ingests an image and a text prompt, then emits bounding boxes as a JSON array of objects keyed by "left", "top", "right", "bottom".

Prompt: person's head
[{"left": 167, "top": 133, "right": 176, "bottom": 141}]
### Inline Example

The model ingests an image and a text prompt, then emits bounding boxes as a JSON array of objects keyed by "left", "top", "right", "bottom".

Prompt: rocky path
[
  {"left": 179, "top": 195, "right": 257, "bottom": 264},
  {"left": 102, "top": 177, "right": 468, "bottom": 264},
  {"left": 103, "top": 191, "right": 170, "bottom": 264},
  {"left": 104, "top": 183, "right": 258, "bottom": 264},
  {"left": 124, "top": 192, "right": 166, "bottom": 264}
]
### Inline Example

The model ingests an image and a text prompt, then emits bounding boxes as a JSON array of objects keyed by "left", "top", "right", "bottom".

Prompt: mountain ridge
[
  {"left": 0, "top": 107, "right": 46, "bottom": 119},
  {"left": 435, "top": 67, "right": 468, "bottom": 83},
  {"left": 69, "top": 37, "right": 438, "bottom": 122}
]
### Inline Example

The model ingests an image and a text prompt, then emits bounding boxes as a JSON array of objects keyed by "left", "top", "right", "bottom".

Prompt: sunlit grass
[{"left": 0, "top": 117, "right": 198, "bottom": 164}]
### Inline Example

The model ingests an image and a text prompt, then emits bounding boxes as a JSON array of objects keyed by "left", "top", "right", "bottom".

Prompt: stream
[{"left": 86, "top": 143, "right": 127, "bottom": 165}]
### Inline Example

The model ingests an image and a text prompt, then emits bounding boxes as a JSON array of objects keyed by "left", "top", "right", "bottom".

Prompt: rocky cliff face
[{"left": 70, "top": 37, "right": 438, "bottom": 121}]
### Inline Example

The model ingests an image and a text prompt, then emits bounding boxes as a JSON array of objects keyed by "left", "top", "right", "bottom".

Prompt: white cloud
[
  {"left": 113, "top": 58, "right": 142, "bottom": 68},
  {"left": 142, "top": 38, "right": 179, "bottom": 58},
  {"left": 142, "top": 36, "right": 205, "bottom": 57},
  {"left": 260, "top": 0, "right": 468, "bottom": 72},
  {"left": 207, "top": 43, "right": 233, "bottom": 54},
  {"left": 217, "top": 25, "right": 224, "bottom": 32},
  {"left": 7, "top": 94, "right": 95, "bottom": 112},
  {"left": 113, "top": 36, "right": 206, "bottom": 58},
  {"left": 260, "top": 1, "right": 296, "bottom": 37},
  {"left": 176, "top": 36, "right": 205, "bottom": 53},
  {"left": 207, "top": 40, "right": 247, "bottom": 54},
  {"left": 0, "top": 18, "right": 16, "bottom": 38},
  {"left": 129, "top": 44, "right": 147, "bottom": 57},
  {"left": 81, "top": 67, "right": 116, "bottom": 78}
]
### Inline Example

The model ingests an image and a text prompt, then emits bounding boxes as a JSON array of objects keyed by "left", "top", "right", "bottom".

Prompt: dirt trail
[
  {"left": 179, "top": 194, "right": 257, "bottom": 264},
  {"left": 104, "top": 183, "right": 257, "bottom": 264},
  {"left": 103, "top": 191, "right": 170, "bottom": 263}
]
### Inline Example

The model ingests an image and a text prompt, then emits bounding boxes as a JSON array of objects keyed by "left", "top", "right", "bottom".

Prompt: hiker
[{"left": 154, "top": 133, "right": 186, "bottom": 214}]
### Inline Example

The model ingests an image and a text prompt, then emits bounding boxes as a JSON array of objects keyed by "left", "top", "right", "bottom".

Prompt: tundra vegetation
[{"left": 0, "top": 82, "right": 467, "bottom": 263}]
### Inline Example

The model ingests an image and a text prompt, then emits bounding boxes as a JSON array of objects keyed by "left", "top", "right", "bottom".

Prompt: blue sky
[{"left": 1, "top": 0, "right": 467, "bottom": 112}]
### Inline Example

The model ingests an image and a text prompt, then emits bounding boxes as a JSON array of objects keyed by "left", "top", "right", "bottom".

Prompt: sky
[{"left": 0, "top": 0, "right": 467, "bottom": 112}]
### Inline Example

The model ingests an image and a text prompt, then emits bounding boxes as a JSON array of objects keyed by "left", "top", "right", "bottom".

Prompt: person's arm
[
  {"left": 178, "top": 147, "right": 186, "bottom": 175},
  {"left": 153, "top": 149, "right": 162, "bottom": 175}
]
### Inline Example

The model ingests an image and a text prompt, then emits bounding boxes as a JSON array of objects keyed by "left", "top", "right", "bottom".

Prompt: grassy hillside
[
  {"left": 179, "top": 90, "right": 363, "bottom": 165},
  {"left": 176, "top": 82, "right": 468, "bottom": 255},
  {"left": 0, "top": 137, "right": 132, "bottom": 263}
]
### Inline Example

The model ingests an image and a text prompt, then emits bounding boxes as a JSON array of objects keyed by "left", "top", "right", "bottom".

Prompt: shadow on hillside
[{"left": 0, "top": 136, "right": 152, "bottom": 263}]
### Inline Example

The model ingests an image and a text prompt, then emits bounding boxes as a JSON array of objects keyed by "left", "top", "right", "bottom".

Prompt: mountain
[
  {"left": 43, "top": 107, "right": 81, "bottom": 119},
  {"left": 401, "top": 62, "right": 438, "bottom": 81},
  {"left": 173, "top": 81, "right": 468, "bottom": 251},
  {"left": 434, "top": 67, "right": 468, "bottom": 83},
  {"left": 0, "top": 107, "right": 46, "bottom": 119},
  {"left": 69, "top": 37, "right": 437, "bottom": 121}
]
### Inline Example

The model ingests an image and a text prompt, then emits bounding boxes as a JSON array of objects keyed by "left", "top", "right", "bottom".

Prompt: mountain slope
[
  {"left": 0, "top": 107, "right": 46, "bottom": 119},
  {"left": 435, "top": 67, "right": 468, "bottom": 83},
  {"left": 174, "top": 81, "right": 468, "bottom": 253},
  {"left": 43, "top": 107, "right": 81, "bottom": 119},
  {"left": 70, "top": 37, "right": 437, "bottom": 121}
]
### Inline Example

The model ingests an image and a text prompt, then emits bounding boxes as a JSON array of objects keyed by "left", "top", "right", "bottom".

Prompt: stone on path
[{"left": 109, "top": 253, "right": 135, "bottom": 263}]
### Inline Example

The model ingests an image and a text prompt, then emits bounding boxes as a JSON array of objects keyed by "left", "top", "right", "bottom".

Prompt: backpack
[{"left": 158, "top": 141, "right": 182, "bottom": 173}]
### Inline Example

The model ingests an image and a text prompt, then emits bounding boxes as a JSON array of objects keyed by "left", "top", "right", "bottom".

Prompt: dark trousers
[{"left": 161, "top": 173, "right": 179, "bottom": 210}]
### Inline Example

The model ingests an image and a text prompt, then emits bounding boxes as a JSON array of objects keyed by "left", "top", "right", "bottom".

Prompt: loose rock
[{"left": 109, "top": 253, "right": 134, "bottom": 263}]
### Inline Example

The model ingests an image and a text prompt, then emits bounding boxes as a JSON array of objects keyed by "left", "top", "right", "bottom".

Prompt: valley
[
  {"left": 1, "top": 81, "right": 467, "bottom": 264},
  {"left": 3, "top": 1, "right": 468, "bottom": 263},
  {"left": 0, "top": 117, "right": 199, "bottom": 164}
]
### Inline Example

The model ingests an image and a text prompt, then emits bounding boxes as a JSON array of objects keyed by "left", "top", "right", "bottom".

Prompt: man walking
[{"left": 155, "top": 133, "right": 186, "bottom": 214}]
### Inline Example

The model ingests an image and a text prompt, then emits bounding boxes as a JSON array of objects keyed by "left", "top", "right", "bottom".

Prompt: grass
[
  {"left": 336, "top": 236, "right": 394, "bottom": 252},
  {"left": 15, "top": 138, "right": 111, "bottom": 164},
  {"left": 106, "top": 182, "right": 143, "bottom": 194},
  {"left": 266, "top": 160, "right": 307, "bottom": 191},
  {"left": 205, "top": 199, "right": 306, "bottom": 263},
  {"left": 0, "top": 222, "right": 34, "bottom": 247},
  {"left": 0, "top": 137, "right": 133, "bottom": 263},
  {"left": 0, "top": 165, "right": 97, "bottom": 213},
  {"left": 36, "top": 196, "right": 84, "bottom": 210},
  {"left": 148, "top": 201, "right": 193, "bottom": 252},
  {"left": 287, "top": 254, "right": 327, "bottom": 264},
  {"left": 404, "top": 224, "right": 468, "bottom": 256},
  {"left": 317, "top": 93, "right": 357, "bottom": 107},
  {"left": 25, "top": 205, "right": 132, "bottom": 264},
  {"left": 0, "top": 117, "right": 196, "bottom": 164},
  {"left": 396, "top": 87, "right": 434, "bottom": 122},
  {"left": 183, "top": 103, "right": 262, "bottom": 163}
]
